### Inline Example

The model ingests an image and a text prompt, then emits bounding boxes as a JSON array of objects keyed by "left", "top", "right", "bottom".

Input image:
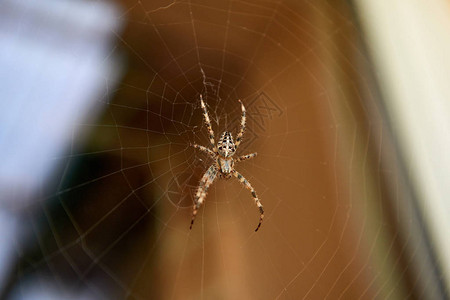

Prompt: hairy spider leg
[
  {"left": 234, "top": 100, "right": 246, "bottom": 149},
  {"left": 200, "top": 95, "right": 217, "bottom": 152},
  {"left": 190, "top": 164, "right": 218, "bottom": 229},
  {"left": 191, "top": 143, "right": 216, "bottom": 160},
  {"left": 236, "top": 152, "right": 257, "bottom": 162},
  {"left": 233, "top": 171, "right": 264, "bottom": 232}
]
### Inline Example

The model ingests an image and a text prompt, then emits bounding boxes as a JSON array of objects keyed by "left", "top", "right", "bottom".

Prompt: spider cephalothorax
[{"left": 190, "top": 95, "right": 264, "bottom": 231}]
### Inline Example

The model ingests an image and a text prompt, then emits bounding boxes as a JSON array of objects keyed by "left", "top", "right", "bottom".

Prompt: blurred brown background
[{"left": 9, "top": 0, "right": 443, "bottom": 299}]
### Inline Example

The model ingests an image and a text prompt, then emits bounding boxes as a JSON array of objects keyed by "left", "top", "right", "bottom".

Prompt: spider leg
[
  {"left": 200, "top": 95, "right": 217, "bottom": 152},
  {"left": 234, "top": 99, "right": 246, "bottom": 149},
  {"left": 236, "top": 152, "right": 257, "bottom": 163},
  {"left": 232, "top": 171, "right": 264, "bottom": 232},
  {"left": 191, "top": 143, "right": 216, "bottom": 160},
  {"left": 190, "top": 164, "right": 218, "bottom": 229}
]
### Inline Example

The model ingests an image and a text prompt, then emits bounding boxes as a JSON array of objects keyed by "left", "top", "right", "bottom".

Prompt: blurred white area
[
  {"left": 0, "top": 0, "right": 121, "bottom": 208},
  {"left": 9, "top": 279, "right": 97, "bottom": 300},
  {"left": 355, "top": 0, "right": 450, "bottom": 294},
  {"left": 0, "top": 0, "right": 122, "bottom": 298}
]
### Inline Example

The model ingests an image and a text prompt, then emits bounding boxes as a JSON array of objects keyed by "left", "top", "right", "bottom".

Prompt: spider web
[{"left": 8, "top": 0, "right": 444, "bottom": 299}]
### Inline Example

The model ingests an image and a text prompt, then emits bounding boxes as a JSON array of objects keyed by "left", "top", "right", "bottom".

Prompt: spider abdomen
[{"left": 217, "top": 131, "right": 236, "bottom": 157}]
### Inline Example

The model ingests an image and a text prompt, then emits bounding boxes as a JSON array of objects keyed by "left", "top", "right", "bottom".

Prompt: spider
[{"left": 190, "top": 95, "right": 264, "bottom": 232}]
